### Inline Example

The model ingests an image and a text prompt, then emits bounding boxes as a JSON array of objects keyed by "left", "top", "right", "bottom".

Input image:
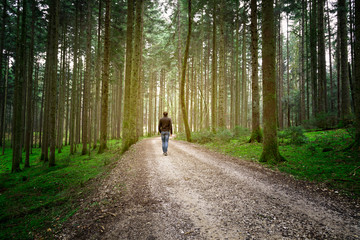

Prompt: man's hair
[{"left": 163, "top": 112, "right": 168, "bottom": 117}]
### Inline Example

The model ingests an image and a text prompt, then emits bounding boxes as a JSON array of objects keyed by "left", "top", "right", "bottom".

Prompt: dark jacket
[{"left": 158, "top": 117, "right": 173, "bottom": 134}]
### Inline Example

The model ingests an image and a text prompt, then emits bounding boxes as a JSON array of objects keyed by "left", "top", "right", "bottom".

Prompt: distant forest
[{"left": 0, "top": 0, "right": 359, "bottom": 171}]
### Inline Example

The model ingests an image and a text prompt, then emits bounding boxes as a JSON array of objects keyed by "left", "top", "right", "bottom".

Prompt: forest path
[{"left": 59, "top": 137, "right": 360, "bottom": 240}]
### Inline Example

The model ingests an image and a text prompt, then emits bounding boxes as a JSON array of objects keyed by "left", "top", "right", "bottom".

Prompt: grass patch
[
  {"left": 177, "top": 128, "right": 360, "bottom": 198},
  {"left": 0, "top": 140, "right": 122, "bottom": 239}
]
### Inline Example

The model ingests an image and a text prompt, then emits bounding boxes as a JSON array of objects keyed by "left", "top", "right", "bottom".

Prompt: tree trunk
[
  {"left": 93, "top": 0, "right": 101, "bottom": 148},
  {"left": 218, "top": 0, "right": 226, "bottom": 128},
  {"left": 25, "top": 0, "right": 36, "bottom": 167},
  {"left": 286, "top": 15, "right": 291, "bottom": 127},
  {"left": 353, "top": 0, "right": 360, "bottom": 149},
  {"left": 310, "top": 0, "right": 318, "bottom": 117},
  {"left": 130, "top": 0, "right": 144, "bottom": 142},
  {"left": 338, "top": 0, "right": 352, "bottom": 119},
  {"left": 98, "top": 0, "right": 110, "bottom": 153},
  {"left": 148, "top": 72, "right": 154, "bottom": 136},
  {"left": 250, "top": 0, "right": 262, "bottom": 143},
  {"left": 260, "top": 0, "right": 283, "bottom": 164},
  {"left": 48, "top": 0, "right": 59, "bottom": 167},
  {"left": 299, "top": 0, "right": 306, "bottom": 123},
  {"left": 277, "top": 2, "right": 284, "bottom": 129},
  {"left": 241, "top": 9, "right": 248, "bottom": 128},
  {"left": 317, "top": 0, "right": 327, "bottom": 114},
  {"left": 180, "top": 0, "right": 192, "bottom": 142},
  {"left": 12, "top": 0, "right": 27, "bottom": 172},
  {"left": 211, "top": 0, "right": 217, "bottom": 132},
  {"left": 1, "top": 56, "right": 8, "bottom": 155},
  {"left": 82, "top": 0, "right": 92, "bottom": 155},
  {"left": 235, "top": 7, "right": 240, "bottom": 127},
  {"left": 121, "top": 0, "right": 134, "bottom": 152},
  {"left": 70, "top": 1, "right": 78, "bottom": 154},
  {"left": 0, "top": 0, "right": 7, "bottom": 148},
  {"left": 57, "top": 21, "right": 67, "bottom": 153},
  {"left": 327, "top": 0, "right": 334, "bottom": 112}
]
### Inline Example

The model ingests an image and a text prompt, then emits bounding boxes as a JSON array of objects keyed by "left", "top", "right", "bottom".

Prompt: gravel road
[{"left": 59, "top": 137, "right": 360, "bottom": 240}]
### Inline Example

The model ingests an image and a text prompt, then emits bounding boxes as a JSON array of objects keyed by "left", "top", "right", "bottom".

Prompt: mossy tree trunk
[
  {"left": 129, "top": 0, "right": 144, "bottom": 145},
  {"left": 121, "top": 0, "right": 134, "bottom": 152},
  {"left": 338, "top": 0, "right": 352, "bottom": 119},
  {"left": 249, "top": 0, "right": 262, "bottom": 143},
  {"left": 93, "top": 0, "right": 102, "bottom": 149},
  {"left": 217, "top": 0, "right": 226, "bottom": 129},
  {"left": 98, "top": 0, "right": 110, "bottom": 153},
  {"left": 48, "top": 0, "right": 59, "bottom": 167},
  {"left": 241, "top": 9, "right": 248, "bottom": 128},
  {"left": 310, "top": 0, "right": 318, "bottom": 117},
  {"left": 0, "top": 0, "right": 7, "bottom": 148},
  {"left": 69, "top": 1, "right": 78, "bottom": 155},
  {"left": 235, "top": 3, "right": 241, "bottom": 128},
  {"left": 211, "top": 0, "right": 217, "bottom": 133},
  {"left": 25, "top": 0, "right": 36, "bottom": 167},
  {"left": 57, "top": 20, "right": 67, "bottom": 153},
  {"left": 180, "top": 0, "right": 192, "bottom": 142},
  {"left": 317, "top": 0, "right": 326, "bottom": 114},
  {"left": 12, "top": 0, "right": 27, "bottom": 172},
  {"left": 82, "top": 0, "right": 92, "bottom": 155},
  {"left": 260, "top": 0, "right": 283, "bottom": 164},
  {"left": 353, "top": 0, "right": 360, "bottom": 150}
]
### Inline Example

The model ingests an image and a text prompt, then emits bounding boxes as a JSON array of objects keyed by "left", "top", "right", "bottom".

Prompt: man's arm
[
  {"left": 170, "top": 119, "right": 173, "bottom": 135},
  {"left": 158, "top": 119, "right": 161, "bottom": 133}
]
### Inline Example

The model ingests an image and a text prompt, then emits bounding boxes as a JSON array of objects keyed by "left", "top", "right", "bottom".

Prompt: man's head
[{"left": 163, "top": 112, "right": 168, "bottom": 117}]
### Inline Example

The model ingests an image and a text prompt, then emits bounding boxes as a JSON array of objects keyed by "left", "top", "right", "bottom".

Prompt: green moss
[{"left": 0, "top": 140, "right": 121, "bottom": 239}]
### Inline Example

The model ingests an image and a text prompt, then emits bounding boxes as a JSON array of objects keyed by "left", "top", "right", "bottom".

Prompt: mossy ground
[
  {"left": 0, "top": 140, "right": 122, "bottom": 240},
  {"left": 177, "top": 129, "right": 360, "bottom": 198}
]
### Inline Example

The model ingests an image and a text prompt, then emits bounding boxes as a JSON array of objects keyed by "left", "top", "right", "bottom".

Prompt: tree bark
[
  {"left": 98, "top": 0, "right": 110, "bottom": 153},
  {"left": 93, "top": 0, "right": 101, "bottom": 148},
  {"left": 260, "top": 0, "right": 283, "bottom": 163},
  {"left": 317, "top": 0, "right": 327, "bottom": 114},
  {"left": 250, "top": 0, "right": 262, "bottom": 143},
  {"left": 180, "top": 0, "right": 192, "bottom": 142},
  {"left": 0, "top": 0, "right": 7, "bottom": 148},
  {"left": 241, "top": 9, "right": 248, "bottom": 128},
  {"left": 1, "top": 56, "right": 8, "bottom": 155},
  {"left": 121, "top": 0, "right": 134, "bottom": 152},
  {"left": 129, "top": 0, "right": 144, "bottom": 143},
  {"left": 82, "top": 0, "right": 92, "bottom": 155},
  {"left": 70, "top": 1, "right": 78, "bottom": 154},
  {"left": 353, "top": 0, "right": 360, "bottom": 149},
  {"left": 211, "top": 0, "right": 217, "bottom": 132},
  {"left": 48, "top": 0, "right": 59, "bottom": 167},
  {"left": 218, "top": 0, "right": 226, "bottom": 128},
  {"left": 327, "top": 0, "right": 334, "bottom": 112},
  {"left": 25, "top": 0, "right": 36, "bottom": 167},
  {"left": 12, "top": 0, "right": 27, "bottom": 172},
  {"left": 310, "top": 0, "right": 318, "bottom": 117},
  {"left": 338, "top": 0, "right": 352, "bottom": 119}
]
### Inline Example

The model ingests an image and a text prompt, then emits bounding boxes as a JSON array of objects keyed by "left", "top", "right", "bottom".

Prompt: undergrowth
[
  {"left": 0, "top": 140, "right": 121, "bottom": 240},
  {"left": 177, "top": 128, "right": 360, "bottom": 198}
]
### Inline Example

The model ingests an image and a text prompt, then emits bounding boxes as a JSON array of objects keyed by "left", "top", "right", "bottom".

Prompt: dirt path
[{"left": 58, "top": 137, "right": 360, "bottom": 240}]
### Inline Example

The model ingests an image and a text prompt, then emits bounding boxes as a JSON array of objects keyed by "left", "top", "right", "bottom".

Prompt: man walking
[{"left": 158, "top": 112, "right": 173, "bottom": 156}]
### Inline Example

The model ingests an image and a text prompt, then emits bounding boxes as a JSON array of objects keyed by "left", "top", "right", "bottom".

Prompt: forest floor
[{"left": 58, "top": 137, "right": 360, "bottom": 240}]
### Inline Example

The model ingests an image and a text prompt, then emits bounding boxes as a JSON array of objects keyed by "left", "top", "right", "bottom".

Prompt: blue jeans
[{"left": 161, "top": 131, "right": 170, "bottom": 153}]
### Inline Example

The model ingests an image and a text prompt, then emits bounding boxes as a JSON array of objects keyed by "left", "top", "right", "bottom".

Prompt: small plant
[
  {"left": 279, "top": 126, "right": 308, "bottom": 145},
  {"left": 192, "top": 130, "right": 215, "bottom": 144},
  {"left": 303, "top": 112, "right": 338, "bottom": 130},
  {"left": 215, "top": 128, "right": 233, "bottom": 142},
  {"left": 232, "top": 126, "right": 250, "bottom": 139}
]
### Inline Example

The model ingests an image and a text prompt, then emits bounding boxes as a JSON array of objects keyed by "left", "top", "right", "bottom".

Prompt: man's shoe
[{"left": 164, "top": 152, "right": 168, "bottom": 156}]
